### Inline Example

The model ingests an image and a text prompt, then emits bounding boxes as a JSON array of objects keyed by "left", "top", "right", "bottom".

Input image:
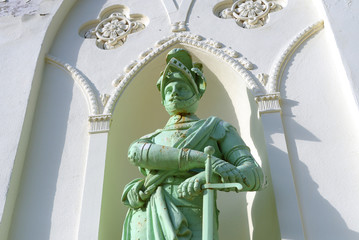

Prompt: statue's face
[{"left": 163, "top": 73, "right": 199, "bottom": 115}]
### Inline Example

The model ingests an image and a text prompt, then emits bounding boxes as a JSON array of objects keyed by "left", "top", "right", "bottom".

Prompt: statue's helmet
[{"left": 157, "top": 48, "right": 206, "bottom": 104}]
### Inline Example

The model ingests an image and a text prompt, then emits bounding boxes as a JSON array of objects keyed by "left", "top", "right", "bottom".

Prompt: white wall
[
  {"left": 281, "top": 28, "right": 359, "bottom": 239},
  {"left": 0, "top": 1, "right": 76, "bottom": 239},
  {"left": 317, "top": 0, "right": 359, "bottom": 109},
  {"left": 1, "top": 0, "right": 359, "bottom": 239},
  {"left": 8, "top": 65, "right": 89, "bottom": 240}
]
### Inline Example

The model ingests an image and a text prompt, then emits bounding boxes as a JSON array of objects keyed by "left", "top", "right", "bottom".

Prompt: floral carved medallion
[
  {"left": 80, "top": 5, "right": 148, "bottom": 50},
  {"left": 215, "top": 0, "right": 285, "bottom": 29}
]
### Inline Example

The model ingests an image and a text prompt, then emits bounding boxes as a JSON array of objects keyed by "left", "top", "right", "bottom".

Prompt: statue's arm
[
  {"left": 128, "top": 141, "right": 238, "bottom": 180},
  {"left": 128, "top": 141, "right": 207, "bottom": 170},
  {"left": 218, "top": 123, "right": 265, "bottom": 191}
]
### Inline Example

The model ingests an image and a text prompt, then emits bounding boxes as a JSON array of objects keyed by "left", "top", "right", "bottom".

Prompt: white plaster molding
[
  {"left": 161, "top": 0, "right": 194, "bottom": 32},
  {"left": 124, "top": 60, "right": 139, "bottom": 73},
  {"left": 267, "top": 20, "right": 324, "bottom": 93},
  {"left": 255, "top": 92, "right": 281, "bottom": 114},
  {"left": 257, "top": 73, "right": 269, "bottom": 86},
  {"left": 88, "top": 114, "right": 112, "bottom": 134},
  {"left": 112, "top": 74, "right": 125, "bottom": 88},
  {"left": 79, "top": 5, "right": 148, "bottom": 50},
  {"left": 46, "top": 55, "right": 100, "bottom": 115},
  {"left": 238, "top": 57, "right": 254, "bottom": 70},
  {"left": 100, "top": 94, "right": 110, "bottom": 107},
  {"left": 216, "top": 0, "right": 283, "bottom": 29},
  {"left": 92, "top": 13, "right": 144, "bottom": 50},
  {"left": 105, "top": 32, "right": 263, "bottom": 114}
]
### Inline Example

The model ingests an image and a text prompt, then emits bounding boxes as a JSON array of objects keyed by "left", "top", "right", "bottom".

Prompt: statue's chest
[{"left": 153, "top": 129, "right": 189, "bottom": 146}]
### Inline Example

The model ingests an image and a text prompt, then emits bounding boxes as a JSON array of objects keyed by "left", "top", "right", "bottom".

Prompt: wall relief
[
  {"left": 214, "top": 0, "right": 286, "bottom": 29},
  {"left": 79, "top": 5, "right": 148, "bottom": 50}
]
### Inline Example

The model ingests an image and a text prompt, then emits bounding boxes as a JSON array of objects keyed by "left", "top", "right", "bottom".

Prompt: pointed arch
[
  {"left": 104, "top": 32, "right": 265, "bottom": 115},
  {"left": 101, "top": 33, "right": 278, "bottom": 240},
  {"left": 46, "top": 55, "right": 101, "bottom": 115},
  {"left": 267, "top": 20, "right": 324, "bottom": 94}
]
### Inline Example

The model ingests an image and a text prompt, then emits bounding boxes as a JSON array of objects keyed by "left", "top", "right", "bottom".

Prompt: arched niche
[{"left": 100, "top": 44, "right": 280, "bottom": 239}]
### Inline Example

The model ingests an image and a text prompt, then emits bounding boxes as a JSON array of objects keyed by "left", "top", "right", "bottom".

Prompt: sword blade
[{"left": 202, "top": 188, "right": 214, "bottom": 240}]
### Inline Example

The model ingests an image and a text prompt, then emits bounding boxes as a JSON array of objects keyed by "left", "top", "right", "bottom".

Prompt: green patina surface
[{"left": 121, "top": 48, "right": 265, "bottom": 240}]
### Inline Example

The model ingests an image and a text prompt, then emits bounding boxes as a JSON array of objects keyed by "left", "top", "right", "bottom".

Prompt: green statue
[{"left": 121, "top": 48, "right": 265, "bottom": 240}]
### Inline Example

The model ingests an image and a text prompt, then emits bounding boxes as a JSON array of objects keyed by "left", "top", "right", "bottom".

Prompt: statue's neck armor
[{"left": 164, "top": 113, "right": 200, "bottom": 130}]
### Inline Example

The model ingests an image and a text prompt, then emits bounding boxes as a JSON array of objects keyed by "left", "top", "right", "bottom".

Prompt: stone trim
[
  {"left": 46, "top": 55, "right": 100, "bottom": 115},
  {"left": 255, "top": 93, "right": 281, "bottom": 114},
  {"left": 267, "top": 20, "right": 324, "bottom": 93},
  {"left": 88, "top": 114, "right": 112, "bottom": 134},
  {"left": 105, "top": 32, "right": 263, "bottom": 114}
]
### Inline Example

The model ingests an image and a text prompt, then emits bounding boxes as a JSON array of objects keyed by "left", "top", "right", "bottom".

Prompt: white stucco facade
[{"left": 1, "top": 0, "right": 358, "bottom": 239}]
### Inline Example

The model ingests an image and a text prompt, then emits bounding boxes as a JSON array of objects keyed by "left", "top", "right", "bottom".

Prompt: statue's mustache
[{"left": 169, "top": 96, "right": 184, "bottom": 101}]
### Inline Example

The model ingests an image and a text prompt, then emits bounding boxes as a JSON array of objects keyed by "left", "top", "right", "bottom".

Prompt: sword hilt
[
  {"left": 203, "top": 146, "right": 243, "bottom": 192},
  {"left": 204, "top": 146, "right": 215, "bottom": 184},
  {"left": 202, "top": 182, "right": 243, "bottom": 191}
]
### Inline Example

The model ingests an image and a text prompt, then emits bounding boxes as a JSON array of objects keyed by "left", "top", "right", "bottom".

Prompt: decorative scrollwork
[
  {"left": 80, "top": 5, "right": 148, "bottom": 50},
  {"left": 218, "top": 0, "right": 282, "bottom": 29}
]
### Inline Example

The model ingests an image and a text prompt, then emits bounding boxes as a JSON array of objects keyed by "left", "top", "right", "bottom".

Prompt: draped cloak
[{"left": 121, "top": 117, "right": 224, "bottom": 240}]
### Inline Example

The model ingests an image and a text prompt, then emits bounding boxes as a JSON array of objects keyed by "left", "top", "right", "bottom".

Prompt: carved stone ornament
[
  {"left": 79, "top": 5, "right": 148, "bottom": 50},
  {"left": 88, "top": 114, "right": 112, "bottom": 133},
  {"left": 160, "top": 0, "right": 194, "bottom": 32},
  {"left": 106, "top": 32, "right": 260, "bottom": 115},
  {"left": 46, "top": 20, "right": 323, "bottom": 134},
  {"left": 216, "top": 0, "right": 283, "bottom": 29},
  {"left": 171, "top": 21, "right": 188, "bottom": 32},
  {"left": 255, "top": 93, "right": 281, "bottom": 114}
]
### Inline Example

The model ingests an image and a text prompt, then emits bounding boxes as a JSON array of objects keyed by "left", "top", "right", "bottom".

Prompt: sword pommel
[{"left": 204, "top": 146, "right": 215, "bottom": 156}]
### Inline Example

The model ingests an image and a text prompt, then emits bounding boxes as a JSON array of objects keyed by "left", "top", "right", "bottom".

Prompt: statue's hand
[
  {"left": 128, "top": 143, "right": 141, "bottom": 164},
  {"left": 212, "top": 158, "right": 243, "bottom": 183},
  {"left": 178, "top": 172, "right": 206, "bottom": 199},
  {"left": 126, "top": 180, "right": 146, "bottom": 209}
]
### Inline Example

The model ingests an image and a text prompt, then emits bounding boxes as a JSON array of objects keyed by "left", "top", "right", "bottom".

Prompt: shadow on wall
[
  {"left": 8, "top": 66, "right": 74, "bottom": 240},
  {"left": 248, "top": 88, "right": 282, "bottom": 240},
  {"left": 203, "top": 66, "right": 250, "bottom": 240},
  {"left": 8, "top": 1, "right": 106, "bottom": 239},
  {"left": 279, "top": 30, "right": 359, "bottom": 239},
  {"left": 281, "top": 91, "right": 359, "bottom": 240},
  {"left": 279, "top": 105, "right": 359, "bottom": 239},
  {"left": 285, "top": 137, "right": 359, "bottom": 239}
]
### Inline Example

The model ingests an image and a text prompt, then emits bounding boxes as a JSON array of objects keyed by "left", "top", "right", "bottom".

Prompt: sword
[{"left": 202, "top": 146, "right": 243, "bottom": 240}]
